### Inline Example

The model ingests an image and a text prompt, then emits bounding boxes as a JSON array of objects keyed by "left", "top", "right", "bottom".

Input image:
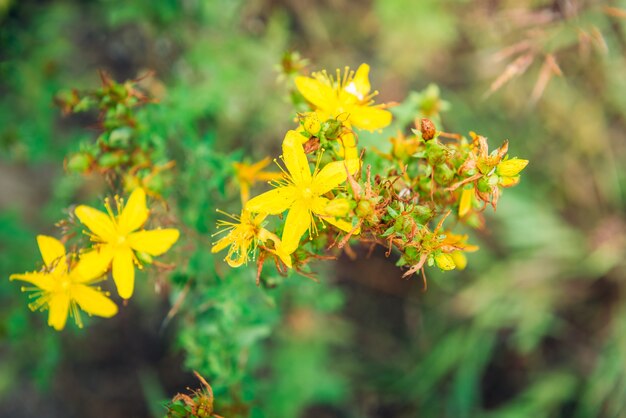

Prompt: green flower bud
[
  {"left": 477, "top": 177, "right": 491, "bottom": 193},
  {"left": 323, "top": 119, "right": 343, "bottom": 140},
  {"left": 413, "top": 205, "right": 433, "bottom": 224},
  {"left": 66, "top": 153, "right": 91, "bottom": 173},
  {"left": 99, "top": 152, "right": 128, "bottom": 168},
  {"left": 434, "top": 163, "right": 454, "bottom": 184},
  {"left": 355, "top": 199, "right": 374, "bottom": 219}
]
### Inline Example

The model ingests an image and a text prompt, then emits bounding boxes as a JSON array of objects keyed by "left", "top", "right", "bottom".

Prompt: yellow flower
[
  {"left": 74, "top": 188, "right": 179, "bottom": 299},
  {"left": 295, "top": 63, "right": 392, "bottom": 132},
  {"left": 212, "top": 210, "right": 292, "bottom": 268},
  {"left": 233, "top": 157, "right": 284, "bottom": 204},
  {"left": 10, "top": 235, "right": 118, "bottom": 330},
  {"left": 245, "top": 130, "right": 358, "bottom": 254}
]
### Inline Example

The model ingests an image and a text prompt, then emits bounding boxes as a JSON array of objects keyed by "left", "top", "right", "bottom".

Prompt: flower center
[
  {"left": 116, "top": 234, "right": 127, "bottom": 246},
  {"left": 54, "top": 275, "right": 72, "bottom": 293},
  {"left": 301, "top": 187, "right": 314, "bottom": 201}
]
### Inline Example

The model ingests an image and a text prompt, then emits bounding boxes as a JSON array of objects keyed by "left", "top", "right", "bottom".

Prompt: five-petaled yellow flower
[
  {"left": 295, "top": 64, "right": 392, "bottom": 132},
  {"left": 75, "top": 188, "right": 179, "bottom": 299},
  {"left": 245, "top": 130, "right": 358, "bottom": 255},
  {"left": 233, "top": 157, "right": 283, "bottom": 204},
  {"left": 211, "top": 210, "right": 292, "bottom": 268},
  {"left": 10, "top": 235, "right": 118, "bottom": 330}
]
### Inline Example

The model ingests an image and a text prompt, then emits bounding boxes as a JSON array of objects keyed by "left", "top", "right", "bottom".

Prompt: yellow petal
[
  {"left": 450, "top": 251, "right": 468, "bottom": 270},
  {"left": 496, "top": 158, "right": 528, "bottom": 177},
  {"left": 73, "top": 245, "right": 115, "bottom": 282},
  {"left": 282, "top": 130, "right": 312, "bottom": 185},
  {"left": 211, "top": 234, "right": 234, "bottom": 254},
  {"left": 499, "top": 175, "right": 520, "bottom": 188},
  {"left": 226, "top": 252, "right": 247, "bottom": 268},
  {"left": 246, "top": 156, "right": 272, "bottom": 173},
  {"left": 75, "top": 205, "right": 117, "bottom": 242},
  {"left": 10, "top": 272, "right": 54, "bottom": 291},
  {"left": 338, "top": 131, "right": 359, "bottom": 161},
  {"left": 128, "top": 228, "right": 179, "bottom": 256},
  {"left": 258, "top": 229, "right": 293, "bottom": 268},
  {"left": 435, "top": 253, "right": 456, "bottom": 271},
  {"left": 459, "top": 187, "right": 474, "bottom": 217},
  {"left": 295, "top": 76, "right": 336, "bottom": 111},
  {"left": 325, "top": 217, "right": 359, "bottom": 234},
  {"left": 348, "top": 106, "right": 392, "bottom": 131},
  {"left": 36, "top": 235, "right": 67, "bottom": 273},
  {"left": 312, "top": 160, "right": 351, "bottom": 195},
  {"left": 256, "top": 171, "right": 284, "bottom": 182},
  {"left": 310, "top": 196, "right": 330, "bottom": 215},
  {"left": 346, "top": 63, "right": 371, "bottom": 98},
  {"left": 72, "top": 284, "right": 118, "bottom": 318},
  {"left": 112, "top": 247, "right": 135, "bottom": 299},
  {"left": 322, "top": 198, "right": 351, "bottom": 217},
  {"left": 118, "top": 188, "right": 149, "bottom": 234},
  {"left": 240, "top": 182, "right": 251, "bottom": 205},
  {"left": 281, "top": 203, "right": 311, "bottom": 254},
  {"left": 273, "top": 245, "right": 293, "bottom": 268},
  {"left": 48, "top": 293, "right": 70, "bottom": 331},
  {"left": 246, "top": 186, "right": 297, "bottom": 214}
]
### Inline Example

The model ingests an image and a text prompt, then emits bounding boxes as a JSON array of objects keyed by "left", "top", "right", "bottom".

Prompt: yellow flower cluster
[
  {"left": 9, "top": 188, "right": 179, "bottom": 330},
  {"left": 212, "top": 64, "right": 392, "bottom": 270}
]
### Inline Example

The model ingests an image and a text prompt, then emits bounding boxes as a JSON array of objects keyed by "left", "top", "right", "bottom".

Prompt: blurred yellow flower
[
  {"left": 212, "top": 210, "right": 292, "bottom": 268},
  {"left": 75, "top": 188, "right": 179, "bottom": 299},
  {"left": 233, "top": 157, "right": 283, "bottom": 204},
  {"left": 245, "top": 130, "right": 358, "bottom": 254},
  {"left": 295, "top": 63, "right": 392, "bottom": 132},
  {"left": 10, "top": 235, "right": 118, "bottom": 331}
]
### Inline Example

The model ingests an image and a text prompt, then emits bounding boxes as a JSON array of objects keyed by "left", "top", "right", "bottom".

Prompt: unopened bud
[
  {"left": 355, "top": 199, "right": 374, "bottom": 218},
  {"left": 324, "top": 198, "right": 350, "bottom": 217},
  {"left": 434, "top": 253, "right": 456, "bottom": 271},
  {"left": 420, "top": 118, "right": 436, "bottom": 140},
  {"left": 303, "top": 113, "right": 321, "bottom": 136}
]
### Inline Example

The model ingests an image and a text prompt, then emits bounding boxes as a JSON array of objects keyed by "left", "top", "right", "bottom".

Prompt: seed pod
[{"left": 420, "top": 118, "right": 436, "bottom": 140}]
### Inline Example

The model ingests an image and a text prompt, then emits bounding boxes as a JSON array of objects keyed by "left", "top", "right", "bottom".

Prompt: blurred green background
[{"left": 1, "top": 0, "right": 626, "bottom": 417}]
